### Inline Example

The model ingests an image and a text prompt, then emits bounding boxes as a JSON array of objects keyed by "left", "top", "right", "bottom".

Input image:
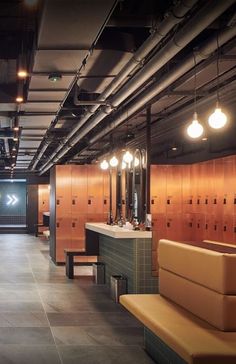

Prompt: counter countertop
[{"left": 85, "top": 222, "right": 152, "bottom": 239}]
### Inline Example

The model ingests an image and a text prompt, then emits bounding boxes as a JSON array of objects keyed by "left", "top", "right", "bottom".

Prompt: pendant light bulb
[
  {"left": 100, "top": 159, "right": 109, "bottom": 170},
  {"left": 109, "top": 156, "right": 118, "bottom": 167},
  {"left": 123, "top": 151, "right": 133, "bottom": 164},
  {"left": 134, "top": 157, "right": 139, "bottom": 167},
  {"left": 208, "top": 106, "right": 227, "bottom": 129},
  {"left": 121, "top": 161, "right": 127, "bottom": 170},
  {"left": 187, "top": 112, "right": 204, "bottom": 139}
]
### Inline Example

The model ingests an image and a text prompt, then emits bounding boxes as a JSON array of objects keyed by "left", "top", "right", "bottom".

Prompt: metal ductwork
[
  {"left": 60, "top": 26, "right": 236, "bottom": 162},
  {"left": 24, "top": 0, "right": 118, "bottom": 171},
  {"left": 32, "top": 0, "right": 198, "bottom": 171},
  {"left": 39, "top": 0, "right": 235, "bottom": 175}
]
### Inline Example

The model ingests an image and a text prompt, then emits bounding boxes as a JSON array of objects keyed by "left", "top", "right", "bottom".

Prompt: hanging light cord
[
  {"left": 216, "top": 31, "right": 220, "bottom": 105},
  {"left": 193, "top": 51, "right": 197, "bottom": 115}
]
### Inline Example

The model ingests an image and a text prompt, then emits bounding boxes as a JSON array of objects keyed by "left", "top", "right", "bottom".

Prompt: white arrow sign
[{"left": 7, "top": 194, "right": 18, "bottom": 206}]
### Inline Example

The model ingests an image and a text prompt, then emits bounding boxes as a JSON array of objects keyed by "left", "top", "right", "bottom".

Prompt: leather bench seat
[
  {"left": 158, "top": 239, "right": 236, "bottom": 294},
  {"left": 120, "top": 294, "right": 236, "bottom": 364},
  {"left": 159, "top": 268, "right": 236, "bottom": 331}
]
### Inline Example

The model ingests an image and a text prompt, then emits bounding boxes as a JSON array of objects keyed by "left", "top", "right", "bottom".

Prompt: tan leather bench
[{"left": 120, "top": 294, "right": 236, "bottom": 364}]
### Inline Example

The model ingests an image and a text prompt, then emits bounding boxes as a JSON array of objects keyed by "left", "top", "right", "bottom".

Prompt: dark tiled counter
[{"left": 96, "top": 234, "right": 158, "bottom": 294}]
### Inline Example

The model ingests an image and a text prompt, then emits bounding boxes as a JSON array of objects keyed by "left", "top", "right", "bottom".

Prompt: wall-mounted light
[{"left": 100, "top": 159, "right": 109, "bottom": 170}]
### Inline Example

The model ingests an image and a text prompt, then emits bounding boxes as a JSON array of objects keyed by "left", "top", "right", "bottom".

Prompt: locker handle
[
  {"left": 224, "top": 226, "right": 227, "bottom": 232},
  {"left": 234, "top": 227, "right": 236, "bottom": 234},
  {"left": 189, "top": 199, "right": 192, "bottom": 204},
  {"left": 234, "top": 198, "right": 236, "bottom": 205},
  {"left": 214, "top": 225, "right": 217, "bottom": 231},
  {"left": 205, "top": 199, "right": 208, "bottom": 204},
  {"left": 72, "top": 222, "right": 76, "bottom": 228},
  {"left": 223, "top": 198, "right": 226, "bottom": 204},
  {"left": 197, "top": 223, "right": 200, "bottom": 228},
  {"left": 167, "top": 199, "right": 170, "bottom": 205},
  {"left": 72, "top": 199, "right": 76, "bottom": 205},
  {"left": 189, "top": 222, "right": 192, "bottom": 228},
  {"left": 43, "top": 201, "right": 45, "bottom": 205},
  {"left": 151, "top": 199, "right": 154, "bottom": 205},
  {"left": 213, "top": 198, "right": 217, "bottom": 204},
  {"left": 104, "top": 199, "right": 107, "bottom": 205},
  {"left": 56, "top": 222, "right": 60, "bottom": 228},
  {"left": 205, "top": 224, "right": 208, "bottom": 230},
  {"left": 167, "top": 222, "right": 170, "bottom": 228},
  {"left": 56, "top": 199, "right": 60, "bottom": 205},
  {"left": 197, "top": 199, "right": 200, "bottom": 205},
  {"left": 88, "top": 199, "right": 92, "bottom": 205},
  {"left": 122, "top": 199, "right": 125, "bottom": 205}
]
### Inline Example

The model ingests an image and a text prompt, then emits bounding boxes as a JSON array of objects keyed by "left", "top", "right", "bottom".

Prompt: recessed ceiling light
[
  {"left": 48, "top": 73, "right": 62, "bottom": 82},
  {"left": 17, "top": 70, "right": 28, "bottom": 78},
  {"left": 16, "top": 96, "right": 23, "bottom": 103}
]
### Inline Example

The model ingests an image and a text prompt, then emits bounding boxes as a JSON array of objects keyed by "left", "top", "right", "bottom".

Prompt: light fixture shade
[
  {"left": 109, "top": 156, "right": 118, "bottom": 167},
  {"left": 100, "top": 159, "right": 109, "bottom": 170},
  {"left": 208, "top": 107, "right": 227, "bottom": 129},
  {"left": 123, "top": 151, "right": 133, "bottom": 163},
  {"left": 187, "top": 113, "right": 204, "bottom": 138}
]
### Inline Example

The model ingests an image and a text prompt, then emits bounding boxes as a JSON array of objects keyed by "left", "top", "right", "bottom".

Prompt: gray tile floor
[{"left": 0, "top": 234, "right": 154, "bottom": 364}]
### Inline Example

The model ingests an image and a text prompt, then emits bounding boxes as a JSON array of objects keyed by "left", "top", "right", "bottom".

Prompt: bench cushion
[
  {"left": 120, "top": 294, "right": 236, "bottom": 364},
  {"left": 159, "top": 268, "right": 236, "bottom": 331},
  {"left": 158, "top": 239, "right": 236, "bottom": 294}
]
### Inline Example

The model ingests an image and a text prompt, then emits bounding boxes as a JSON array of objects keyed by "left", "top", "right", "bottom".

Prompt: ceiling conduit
[
  {"left": 39, "top": 0, "right": 235, "bottom": 175},
  {"left": 32, "top": 0, "right": 197, "bottom": 171},
  {"left": 84, "top": 26, "right": 236, "bottom": 150}
]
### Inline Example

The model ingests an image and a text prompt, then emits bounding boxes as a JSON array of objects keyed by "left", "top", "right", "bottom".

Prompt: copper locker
[
  {"left": 182, "top": 165, "right": 191, "bottom": 214},
  {"left": 222, "top": 215, "right": 234, "bottom": 244},
  {"left": 56, "top": 165, "right": 72, "bottom": 217},
  {"left": 166, "top": 213, "right": 183, "bottom": 241},
  {"left": 182, "top": 213, "right": 194, "bottom": 241},
  {"left": 150, "top": 165, "right": 166, "bottom": 214},
  {"left": 87, "top": 165, "right": 104, "bottom": 215},
  {"left": 55, "top": 216, "right": 72, "bottom": 263},
  {"left": 194, "top": 213, "right": 205, "bottom": 242},
  {"left": 71, "top": 165, "right": 88, "bottom": 215},
  {"left": 71, "top": 215, "right": 86, "bottom": 250},
  {"left": 102, "top": 169, "right": 110, "bottom": 215}
]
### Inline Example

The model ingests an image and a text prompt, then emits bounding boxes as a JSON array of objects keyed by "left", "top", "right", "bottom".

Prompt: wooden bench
[
  {"left": 120, "top": 294, "right": 236, "bottom": 364},
  {"left": 64, "top": 229, "right": 99, "bottom": 279}
]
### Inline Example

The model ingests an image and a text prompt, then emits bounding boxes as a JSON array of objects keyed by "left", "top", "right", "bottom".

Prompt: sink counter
[
  {"left": 85, "top": 222, "right": 152, "bottom": 239},
  {"left": 85, "top": 222, "right": 157, "bottom": 294}
]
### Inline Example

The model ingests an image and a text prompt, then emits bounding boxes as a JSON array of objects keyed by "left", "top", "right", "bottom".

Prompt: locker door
[
  {"left": 190, "top": 163, "right": 199, "bottom": 213},
  {"left": 194, "top": 213, "right": 205, "bottom": 242},
  {"left": 87, "top": 165, "right": 104, "bottom": 214},
  {"left": 56, "top": 165, "right": 72, "bottom": 217},
  {"left": 182, "top": 213, "right": 194, "bottom": 242},
  {"left": 182, "top": 165, "right": 191, "bottom": 214},
  {"left": 103, "top": 170, "right": 110, "bottom": 216},
  {"left": 222, "top": 215, "right": 234, "bottom": 244},
  {"left": 71, "top": 165, "right": 88, "bottom": 215},
  {"left": 150, "top": 165, "right": 166, "bottom": 214},
  {"left": 222, "top": 156, "right": 234, "bottom": 216},
  {"left": 55, "top": 216, "right": 71, "bottom": 263},
  {"left": 166, "top": 213, "right": 182, "bottom": 241},
  {"left": 71, "top": 215, "right": 86, "bottom": 250},
  {"left": 213, "top": 159, "right": 224, "bottom": 217}
]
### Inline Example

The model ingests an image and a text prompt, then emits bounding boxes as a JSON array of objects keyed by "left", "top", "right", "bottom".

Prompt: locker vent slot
[
  {"left": 223, "top": 198, "right": 226, "bottom": 204},
  {"left": 224, "top": 226, "right": 227, "bottom": 232}
]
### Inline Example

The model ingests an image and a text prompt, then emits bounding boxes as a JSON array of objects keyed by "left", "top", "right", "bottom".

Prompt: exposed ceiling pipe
[
  {"left": 35, "top": 0, "right": 198, "bottom": 172},
  {"left": 41, "top": 26, "right": 236, "bottom": 175},
  {"left": 39, "top": 0, "right": 235, "bottom": 175},
  {"left": 86, "top": 26, "right": 236, "bottom": 146},
  {"left": 29, "top": 0, "right": 118, "bottom": 171}
]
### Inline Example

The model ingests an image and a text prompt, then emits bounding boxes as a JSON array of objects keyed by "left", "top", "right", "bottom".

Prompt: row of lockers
[
  {"left": 53, "top": 165, "right": 111, "bottom": 217},
  {"left": 150, "top": 156, "right": 236, "bottom": 215}
]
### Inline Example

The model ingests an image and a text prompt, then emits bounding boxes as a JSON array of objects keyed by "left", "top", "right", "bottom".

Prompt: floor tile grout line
[{"left": 26, "top": 248, "right": 64, "bottom": 364}]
